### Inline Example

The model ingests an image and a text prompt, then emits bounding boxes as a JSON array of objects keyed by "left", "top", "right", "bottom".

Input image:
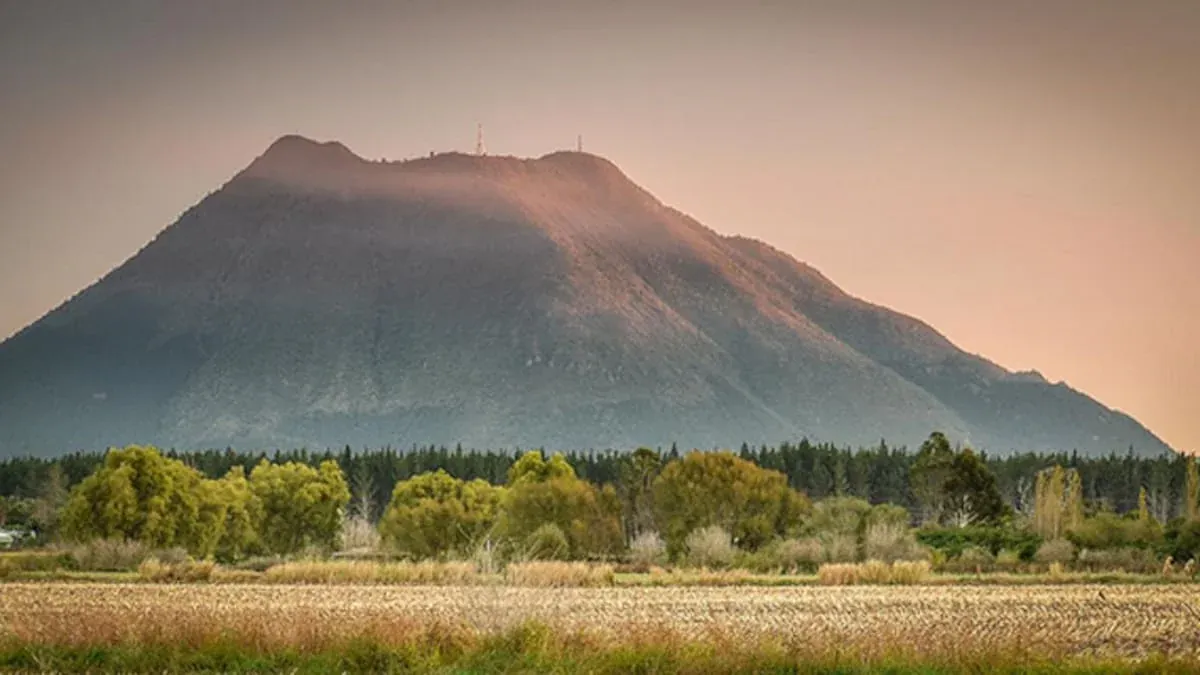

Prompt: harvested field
[{"left": 2, "top": 582, "right": 1198, "bottom": 660}]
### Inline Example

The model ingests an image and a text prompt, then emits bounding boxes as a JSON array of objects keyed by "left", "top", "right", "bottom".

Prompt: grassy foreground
[{"left": 1, "top": 622, "right": 1197, "bottom": 674}]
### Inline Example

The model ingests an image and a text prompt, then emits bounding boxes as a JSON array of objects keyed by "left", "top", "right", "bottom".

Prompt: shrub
[
  {"left": 0, "top": 550, "right": 73, "bottom": 573},
  {"left": 1068, "top": 513, "right": 1162, "bottom": 551},
  {"left": 809, "top": 497, "right": 871, "bottom": 538},
  {"left": 783, "top": 537, "right": 825, "bottom": 571},
  {"left": 916, "top": 525, "right": 1041, "bottom": 560},
  {"left": 628, "top": 531, "right": 667, "bottom": 567},
  {"left": 817, "top": 560, "right": 930, "bottom": 585},
  {"left": 1161, "top": 519, "right": 1200, "bottom": 562},
  {"left": 942, "top": 546, "right": 995, "bottom": 573},
  {"left": 761, "top": 537, "right": 823, "bottom": 573},
  {"left": 505, "top": 561, "right": 614, "bottom": 587},
  {"left": 995, "top": 549, "right": 1023, "bottom": 572},
  {"left": 862, "top": 522, "right": 928, "bottom": 563},
  {"left": 69, "top": 539, "right": 154, "bottom": 571},
  {"left": 523, "top": 524, "right": 570, "bottom": 561},
  {"left": 1076, "top": 547, "right": 1159, "bottom": 574},
  {"left": 684, "top": 526, "right": 735, "bottom": 569},
  {"left": 856, "top": 559, "right": 892, "bottom": 584},
  {"left": 820, "top": 533, "right": 858, "bottom": 563},
  {"left": 817, "top": 562, "right": 859, "bottom": 585},
  {"left": 891, "top": 560, "right": 933, "bottom": 584},
  {"left": 339, "top": 514, "right": 381, "bottom": 553},
  {"left": 1034, "top": 539, "right": 1076, "bottom": 566}
]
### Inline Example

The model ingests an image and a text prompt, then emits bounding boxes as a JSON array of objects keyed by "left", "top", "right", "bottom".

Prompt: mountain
[{"left": 0, "top": 135, "right": 1173, "bottom": 457}]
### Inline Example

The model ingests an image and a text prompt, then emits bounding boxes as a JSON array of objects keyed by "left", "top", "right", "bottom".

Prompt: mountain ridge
[{"left": 0, "top": 135, "right": 1174, "bottom": 457}]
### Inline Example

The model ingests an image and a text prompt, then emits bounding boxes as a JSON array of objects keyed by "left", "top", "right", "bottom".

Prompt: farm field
[{"left": 2, "top": 582, "right": 1199, "bottom": 673}]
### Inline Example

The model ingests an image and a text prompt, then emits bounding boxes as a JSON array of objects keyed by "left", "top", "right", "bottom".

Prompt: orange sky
[{"left": 1, "top": 1, "right": 1196, "bottom": 452}]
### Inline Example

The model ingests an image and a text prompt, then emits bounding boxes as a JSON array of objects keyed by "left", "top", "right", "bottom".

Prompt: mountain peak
[{"left": 246, "top": 135, "right": 364, "bottom": 174}]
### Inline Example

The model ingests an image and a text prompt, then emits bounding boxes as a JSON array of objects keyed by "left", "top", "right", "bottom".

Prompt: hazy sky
[{"left": 1, "top": 1, "right": 1197, "bottom": 452}]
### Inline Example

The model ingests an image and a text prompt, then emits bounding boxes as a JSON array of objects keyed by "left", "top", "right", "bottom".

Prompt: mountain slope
[{"left": 0, "top": 136, "right": 1173, "bottom": 457}]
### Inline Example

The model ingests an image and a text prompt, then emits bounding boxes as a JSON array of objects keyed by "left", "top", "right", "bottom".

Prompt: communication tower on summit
[
  {"left": 577, "top": 134, "right": 583, "bottom": 152},
  {"left": 476, "top": 123, "right": 486, "bottom": 156}
]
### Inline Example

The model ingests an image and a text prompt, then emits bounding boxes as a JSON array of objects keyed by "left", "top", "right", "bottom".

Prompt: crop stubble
[{"left": 1, "top": 583, "right": 1197, "bottom": 659}]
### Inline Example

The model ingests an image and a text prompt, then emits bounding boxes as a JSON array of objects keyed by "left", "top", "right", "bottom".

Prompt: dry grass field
[{"left": 3, "top": 582, "right": 1199, "bottom": 663}]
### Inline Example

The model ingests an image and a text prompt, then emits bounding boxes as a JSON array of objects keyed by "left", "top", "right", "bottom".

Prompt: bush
[
  {"left": 523, "top": 524, "right": 570, "bottom": 561},
  {"left": 817, "top": 560, "right": 931, "bottom": 585},
  {"left": 1034, "top": 539, "right": 1076, "bottom": 566},
  {"left": 628, "top": 531, "right": 667, "bottom": 567},
  {"left": 942, "top": 546, "right": 995, "bottom": 573},
  {"left": 863, "top": 522, "right": 928, "bottom": 563},
  {"left": 68, "top": 539, "right": 155, "bottom": 571},
  {"left": 1076, "top": 547, "right": 1159, "bottom": 573},
  {"left": 757, "top": 537, "right": 823, "bottom": 573},
  {"left": 0, "top": 551, "right": 73, "bottom": 573},
  {"left": 891, "top": 560, "right": 933, "bottom": 584},
  {"left": 1161, "top": 519, "right": 1200, "bottom": 562},
  {"left": 916, "top": 525, "right": 1041, "bottom": 560},
  {"left": 1068, "top": 513, "right": 1161, "bottom": 551},
  {"left": 820, "top": 533, "right": 858, "bottom": 563},
  {"left": 684, "top": 526, "right": 735, "bottom": 569},
  {"left": 505, "top": 561, "right": 614, "bottom": 587},
  {"left": 856, "top": 559, "right": 892, "bottom": 584},
  {"left": 995, "top": 549, "right": 1023, "bottom": 572},
  {"left": 339, "top": 515, "right": 381, "bottom": 553}
]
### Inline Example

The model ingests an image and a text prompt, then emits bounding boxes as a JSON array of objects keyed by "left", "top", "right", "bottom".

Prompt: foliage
[
  {"left": 59, "top": 446, "right": 213, "bottom": 553},
  {"left": 249, "top": 459, "right": 350, "bottom": 555},
  {"left": 1161, "top": 518, "right": 1200, "bottom": 562},
  {"left": 504, "top": 561, "right": 615, "bottom": 587},
  {"left": 616, "top": 447, "right": 662, "bottom": 539},
  {"left": 522, "top": 523, "right": 570, "bottom": 560},
  {"left": 1033, "top": 466, "right": 1083, "bottom": 540},
  {"left": 1034, "top": 539, "right": 1076, "bottom": 565},
  {"left": 909, "top": 432, "right": 955, "bottom": 524},
  {"left": 627, "top": 530, "right": 667, "bottom": 567},
  {"left": 507, "top": 450, "right": 576, "bottom": 485},
  {"left": 942, "top": 448, "right": 1008, "bottom": 526},
  {"left": 501, "top": 467, "right": 623, "bottom": 559},
  {"left": 378, "top": 470, "right": 502, "bottom": 558},
  {"left": 1187, "top": 457, "right": 1199, "bottom": 522},
  {"left": 915, "top": 525, "right": 1042, "bottom": 560},
  {"left": 1067, "top": 512, "right": 1161, "bottom": 551},
  {"left": 653, "top": 451, "right": 809, "bottom": 554},
  {"left": 684, "top": 525, "right": 736, "bottom": 569}
]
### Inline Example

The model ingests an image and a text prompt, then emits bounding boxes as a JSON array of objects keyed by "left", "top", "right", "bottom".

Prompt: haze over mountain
[{"left": 0, "top": 136, "right": 1173, "bottom": 458}]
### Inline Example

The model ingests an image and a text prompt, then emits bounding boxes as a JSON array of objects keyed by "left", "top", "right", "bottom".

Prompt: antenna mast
[
  {"left": 576, "top": 134, "right": 583, "bottom": 152},
  {"left": 476, "top": 123, "right": 486, "bottom": 156}
]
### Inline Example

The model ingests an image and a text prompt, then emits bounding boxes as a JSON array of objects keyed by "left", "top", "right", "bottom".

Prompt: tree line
[
  {"left": 1, "top": 437, "right": 1191, "bottom": 528},
  {"left": 3, "top": 433, "right": 1197, "bottom": 570}
]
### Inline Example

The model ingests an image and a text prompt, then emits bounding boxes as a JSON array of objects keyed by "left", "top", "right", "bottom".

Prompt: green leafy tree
[
  {"left": 910, "top": 432, "right": 955, "bottom": 524},
  {"left": 1033, "top": 465, "right": 1083, "bottom": 540},
  {"left": 379, "top": 470, "right": 503, "bottom": 558},
  {"left": 249, "top": 459, "right": 349, "bottom": 555},
  {"left": 653, "top": 451, "right": 810, "bottom": 555},
  {"left": 1186, "top": 457, "right": 1199, "bottom": 522},
  {"left": 59, "top": 445, "right": 215, "bottom": 553},
  {"left": 502, "top": 457, "right": 623, "bottom": 559},
  {"left": 617, "top": 447, "right": 662, "bottom": 539},
  {"left": 507, "top": 451, "right": 576, "bottom": 485},
  {"left": 207, "top": 466, "right": 262, "bottom": 561},
  {"left": 942, "top": 448, "right": 1008, "bottom": 527}
]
